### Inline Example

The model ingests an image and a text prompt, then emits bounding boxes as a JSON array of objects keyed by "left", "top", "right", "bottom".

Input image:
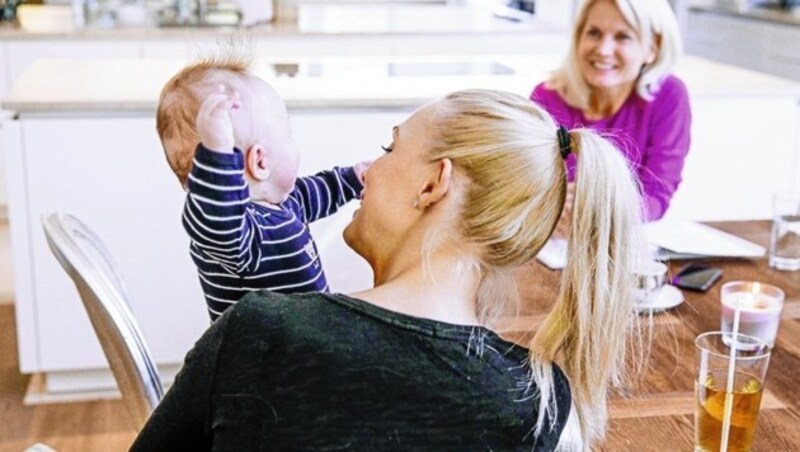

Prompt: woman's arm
[{"left": 638, "top": 77, "right": 692, "bottom": 221}]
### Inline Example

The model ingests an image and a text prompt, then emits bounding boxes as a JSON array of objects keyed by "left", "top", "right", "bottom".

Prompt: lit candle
[{"left": 720, "top": 281, "right": 784, "bottom": 349}]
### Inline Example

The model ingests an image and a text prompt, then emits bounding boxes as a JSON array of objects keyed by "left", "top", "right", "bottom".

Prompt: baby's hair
[{"left": 156, "top": 55, "right": 252, "bottom": 187}]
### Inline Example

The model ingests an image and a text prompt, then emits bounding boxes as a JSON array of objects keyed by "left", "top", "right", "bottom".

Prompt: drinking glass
[
  {"left": 695, "top": 332, "right": 771, "bottom": 452},
  {"left": 768, "top": 191, "right": 800, "bottom": 271}
]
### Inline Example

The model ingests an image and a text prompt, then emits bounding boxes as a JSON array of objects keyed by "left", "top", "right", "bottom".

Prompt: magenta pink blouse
[{"left": 531, "top": 75, "right": 692, "bottom": 221}]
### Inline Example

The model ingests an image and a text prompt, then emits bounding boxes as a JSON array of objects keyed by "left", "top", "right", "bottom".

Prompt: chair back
[{"left": 41, "top": 212, "right": 163, "bottom": 431}]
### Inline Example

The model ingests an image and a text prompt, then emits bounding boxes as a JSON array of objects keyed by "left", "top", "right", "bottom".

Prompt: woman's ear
[
  {"left": 417, "top": 158, "right": 452, "bottom": 209},
  {"left": 645, "top": 35, "right": 661, "bottom": 65},
  {"left": 245, "top": 144, "right": 271, "bottom": 181}
]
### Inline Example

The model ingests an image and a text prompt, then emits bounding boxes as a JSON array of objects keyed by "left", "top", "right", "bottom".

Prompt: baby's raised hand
[{"left": 196, "top": 85, "right": 241, "bottom": 153}]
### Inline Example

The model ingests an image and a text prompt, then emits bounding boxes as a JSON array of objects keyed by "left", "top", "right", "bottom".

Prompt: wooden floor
[
  {"left": 0, "top": 221, "right": 14, "bottom": 305},
  {"left": 0, "top": 304, "right": 137, "bottom": 451}
]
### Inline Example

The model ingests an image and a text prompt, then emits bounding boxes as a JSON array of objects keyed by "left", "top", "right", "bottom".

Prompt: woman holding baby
[{"left": 132, "top": 80, "right": 647, "bottom": 450}]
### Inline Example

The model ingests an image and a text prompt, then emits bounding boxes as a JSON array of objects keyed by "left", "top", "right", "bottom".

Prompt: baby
[{"left": 157, "top": 56, "right": 367, "bottom": 321}]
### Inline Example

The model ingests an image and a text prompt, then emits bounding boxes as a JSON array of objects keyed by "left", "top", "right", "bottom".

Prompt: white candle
[{"left": 720, "top": 282, "right": 784, "bottom": 348}]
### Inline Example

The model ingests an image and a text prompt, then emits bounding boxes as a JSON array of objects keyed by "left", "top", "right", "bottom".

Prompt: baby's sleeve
[{"left": 290, "top": 166, "right": 363, "bottom": 223}]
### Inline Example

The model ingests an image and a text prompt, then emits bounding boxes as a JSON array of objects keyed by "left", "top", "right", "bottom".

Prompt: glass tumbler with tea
[{"left": 695, "top": 332, "right": 771, "bottom": 452}]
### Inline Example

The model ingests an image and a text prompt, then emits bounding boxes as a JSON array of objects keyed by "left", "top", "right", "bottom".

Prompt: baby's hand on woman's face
[
  {"left": 353, "top": 160, "right": 372, "bottom": 186},
  {"left": 196, "top": 84, "right": 241, "bottom": 153}
]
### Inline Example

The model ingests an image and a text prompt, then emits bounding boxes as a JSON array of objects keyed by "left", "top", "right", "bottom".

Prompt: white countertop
[
  {"left": 3, "top": 55, "right": 800, "bottom": 114},
  {"left": 0, "top": 4, "right": 564, "bottom": 40}
]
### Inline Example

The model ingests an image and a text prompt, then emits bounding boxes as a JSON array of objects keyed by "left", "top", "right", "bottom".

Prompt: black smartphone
[{"left": 671, "top": 264, "right": 723, "bottom": 292}]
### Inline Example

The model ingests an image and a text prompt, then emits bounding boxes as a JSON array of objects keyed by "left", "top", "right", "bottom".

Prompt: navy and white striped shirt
[{"left": 184, "top": 144, "right": 363, "bottom": 321}]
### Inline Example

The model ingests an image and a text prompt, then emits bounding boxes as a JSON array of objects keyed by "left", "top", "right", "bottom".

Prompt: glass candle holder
[{"left": 720, "top": 281, "right": 784, "bottom": 350}]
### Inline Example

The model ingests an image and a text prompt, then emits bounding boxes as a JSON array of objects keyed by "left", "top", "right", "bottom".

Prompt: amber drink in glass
[{"left": 695, "top": 332, "right": 771, "bottom": 452}]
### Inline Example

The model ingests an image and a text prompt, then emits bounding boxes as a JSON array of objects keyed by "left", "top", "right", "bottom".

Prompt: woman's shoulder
[
  {"left": 654, "top": 75, "right": 689, "bottom": 100},
  {"left": 531, "top": 81, "right": 567, "bottom": 106},
  {"left": 531, "top": 81, "right": 582, "bottom": 128},
  {"left": 642, "top": 74, "right": 691, "bottom": 120},
  {"left": 224, "top": 291, "right": 330, "bottom": 329}
]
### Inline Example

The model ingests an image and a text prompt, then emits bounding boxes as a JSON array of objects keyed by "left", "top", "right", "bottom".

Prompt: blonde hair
[
  {"left": 156, "top": 56, "right": 252, "bottom": 186},
  {"left": 429, "top": 89, "right": 645, "bottom": 449},
  {"left": 549, "top": 0, "right": 682, "bottom": 110}
]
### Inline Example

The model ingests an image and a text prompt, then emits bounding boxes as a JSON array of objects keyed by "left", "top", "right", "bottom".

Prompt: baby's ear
[
  {"left": 646, "top": 35, "right": 661, "bottom": 65},
  {"left": 245, "top": 144, "right": 271, "bottom": 181}
]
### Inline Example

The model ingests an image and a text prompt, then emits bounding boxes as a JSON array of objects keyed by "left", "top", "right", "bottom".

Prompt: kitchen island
[
  {"left": 0, "top": 2, "right": 571, "bottom": 213},
  {"left": 0, "top": 3, "right": 570, "bottom": 97},
  {"left": 2, "top": 54, "right": 799, "bottom": 398}
]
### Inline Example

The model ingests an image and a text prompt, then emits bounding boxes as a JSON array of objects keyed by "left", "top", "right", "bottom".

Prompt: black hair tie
[{"left": 557, "top": 125, "right": 572, "bottom": 159}]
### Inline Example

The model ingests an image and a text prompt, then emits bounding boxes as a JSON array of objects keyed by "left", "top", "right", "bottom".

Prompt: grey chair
[{"left": 41, "top": 212, "right": 163, "bottom": 431}]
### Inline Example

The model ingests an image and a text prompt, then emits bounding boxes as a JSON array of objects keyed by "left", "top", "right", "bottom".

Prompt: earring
[{"left": 413, "top": 198, "right": 420, "bottom": 209}]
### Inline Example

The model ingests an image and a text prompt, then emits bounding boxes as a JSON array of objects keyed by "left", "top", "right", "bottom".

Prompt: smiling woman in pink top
[{"left": 531, "top": 0, "right": 691, "bottom": 223}]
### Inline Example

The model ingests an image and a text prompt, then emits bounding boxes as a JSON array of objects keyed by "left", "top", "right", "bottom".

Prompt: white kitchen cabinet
[
  {"left": 0, "top": 42, "right": 8, "bottom": 100},
  {"left": 4, "top": 116, "right": 206, "bottom": 392},
  {"left": 0, "top": 127, "right": 5, "bottom": 213},
  {"left": 0, "top": 43, "right": 7, "bottom": 211}
]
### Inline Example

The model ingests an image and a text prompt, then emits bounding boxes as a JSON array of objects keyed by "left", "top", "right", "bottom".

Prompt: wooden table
[{"left": 509, "top": 221, "right": 800, "bottom": 451}]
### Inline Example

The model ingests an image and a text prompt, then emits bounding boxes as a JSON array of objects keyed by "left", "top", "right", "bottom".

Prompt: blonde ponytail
[
  {"left": 428, "top": 89, "right": 567, "bottom": 334},
  {"left": 427, "top": 89, "right": 646, "bottom": 450},
  {"left": 531, "top": 129, "right": 645, "bottom": 448}
]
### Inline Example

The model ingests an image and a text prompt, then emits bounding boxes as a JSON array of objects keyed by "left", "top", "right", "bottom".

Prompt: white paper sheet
[
  {"left": 645, "top": 220, "right": 765, "bottom": 258},
  {"left": 535, "top": 220, "right": 765, "bottom": 270}
]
